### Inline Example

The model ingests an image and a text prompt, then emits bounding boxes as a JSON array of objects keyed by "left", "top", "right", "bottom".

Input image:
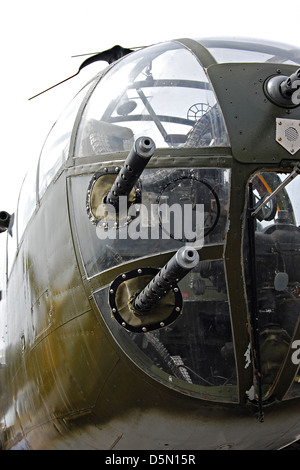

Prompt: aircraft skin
[{"left": 1, "top": 37, "right": 300, "bottom": 450}]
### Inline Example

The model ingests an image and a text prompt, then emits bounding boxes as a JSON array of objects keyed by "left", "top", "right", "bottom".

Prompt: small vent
[{"left": 285, "top": 127, "right": 299, "bottom": 142}]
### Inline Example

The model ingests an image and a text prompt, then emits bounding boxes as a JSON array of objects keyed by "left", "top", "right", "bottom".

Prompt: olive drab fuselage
[{"left": 1, "top": 37, "right": 300, "bottom": 450}]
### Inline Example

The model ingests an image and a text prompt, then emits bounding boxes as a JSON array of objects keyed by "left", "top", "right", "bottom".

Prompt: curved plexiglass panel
[
  {"left": 74, "top": 42, "right": 229, "bottom": 156},
  {"left": 199, "top": 37, "right": 300, "bottom": 65},
  {"left": 70, "top": 162, "right": 237, "bottom": 401},
  {"left": 93, "top": 258, "right": 238, "bottom": 402},
  {"left": 38, "top": 82, "right": 93, "bottom": 199},
  {"left": 70, "top": 167, "right": 230, "bottom": 279}
]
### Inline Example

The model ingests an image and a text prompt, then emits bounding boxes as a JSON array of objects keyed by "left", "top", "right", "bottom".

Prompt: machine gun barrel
[
  {"left": 280, "top": 68, "right": 300, "bottom": 98},
  {"left": 106, "top": 136, "right": 155, "bottom": 209},
  {"left": 134, "top": 246, "right": 199, "bottom": 313}
]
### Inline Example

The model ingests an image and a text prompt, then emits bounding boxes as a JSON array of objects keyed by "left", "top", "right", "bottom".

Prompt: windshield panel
[
  {"left": 74, "top": 42, "right": 229, "bottom": 156},
  {"left": 38, "top": 82, "right": 93, "bottom": 198}
]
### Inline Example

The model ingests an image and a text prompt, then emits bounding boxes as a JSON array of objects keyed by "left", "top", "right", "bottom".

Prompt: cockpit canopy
[
  {"left": 73, "top": 37, "right": 300, "bottom": 158},
  {"left": 74, "top": 41, "right": 230, "bottom": 156}
]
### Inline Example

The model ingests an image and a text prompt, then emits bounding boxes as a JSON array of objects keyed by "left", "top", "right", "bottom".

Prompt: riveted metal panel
[{"left": 208, "top": 63, "right": 300, "bottom": 163}]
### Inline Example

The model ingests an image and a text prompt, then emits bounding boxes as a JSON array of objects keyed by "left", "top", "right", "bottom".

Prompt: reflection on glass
[
  {"left": 245, "top": 172, "right": 300, "bottom": 398},
  {"left": 39, "top": 82, "right": 93, "bottom": 198}
]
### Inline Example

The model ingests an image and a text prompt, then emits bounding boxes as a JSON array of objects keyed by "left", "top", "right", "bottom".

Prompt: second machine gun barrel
[{"left": 134, "top": 246, "right": 200, "bottom": 313}]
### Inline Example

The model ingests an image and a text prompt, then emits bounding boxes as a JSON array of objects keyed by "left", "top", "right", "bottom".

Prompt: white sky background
[{"left": 0, "top": 0, "right": 300, "bottom": 277}]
